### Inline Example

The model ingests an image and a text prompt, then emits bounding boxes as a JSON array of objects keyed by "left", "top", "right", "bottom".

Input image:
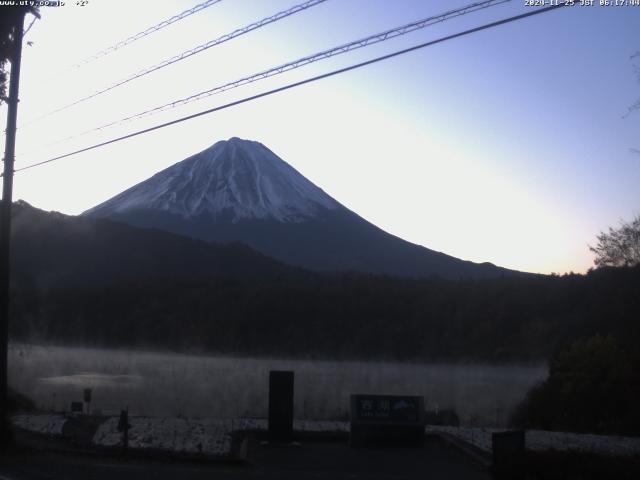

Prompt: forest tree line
[{"left": 9, "top": 265, "right": 640, "bottom": 362}]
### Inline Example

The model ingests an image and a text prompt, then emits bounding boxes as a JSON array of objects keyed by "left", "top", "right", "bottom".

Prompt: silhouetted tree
[
  {"left": 511, "top": 335, "right": 640, "bottom": 435},
  {"left": 0, "top": 6, "right": 38, "bottom": 103},
  {"left": 590, "top": 215, "right": 640, "bottom": 267}
]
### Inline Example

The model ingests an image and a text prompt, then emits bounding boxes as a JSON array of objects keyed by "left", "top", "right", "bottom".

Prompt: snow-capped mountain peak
[
  {"left": 85, "top": 137, "right": 340, "bottom": 222},
  {"left": 85, "top": 136, "right": 515, "bottom": 279}
]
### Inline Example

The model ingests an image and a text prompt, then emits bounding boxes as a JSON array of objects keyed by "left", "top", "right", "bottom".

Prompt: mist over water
[{"left": 9, "top": 344, "right": 546, "bottom": 426}]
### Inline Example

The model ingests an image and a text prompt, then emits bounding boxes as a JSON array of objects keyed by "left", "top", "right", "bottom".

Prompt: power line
[
  {"left": 15, "top": 0, "right": 509, "bottom": 162},
  {"left": 60, "top": 0, "right": 224, "bottom": 73},
  {"left": 43, "top": 0, "right": 512, "bottom": 146},
  {"left": 22, "top": 0, "right": 328, "bottom": 127},
  {"left": 12, "top": 2, "right": 573, "bottom": 175}
]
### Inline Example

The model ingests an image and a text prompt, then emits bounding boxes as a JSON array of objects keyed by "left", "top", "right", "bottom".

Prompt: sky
[{"left": 1, "top": 0, "right": 639, "bottom": 275}]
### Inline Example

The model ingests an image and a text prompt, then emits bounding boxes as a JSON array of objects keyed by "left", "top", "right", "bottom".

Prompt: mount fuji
[{"left": 84, "top": 137, "right": 514, "bottom": 279}]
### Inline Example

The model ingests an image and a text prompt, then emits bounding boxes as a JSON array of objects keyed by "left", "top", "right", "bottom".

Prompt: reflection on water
[{"left": 9, "top": 344, "right": 547, "bottom": 426}]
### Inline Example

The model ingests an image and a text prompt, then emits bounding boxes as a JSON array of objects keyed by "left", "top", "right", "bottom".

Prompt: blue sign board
[{"left": 351, "top": 395, "right": 423, "bottom": 424}]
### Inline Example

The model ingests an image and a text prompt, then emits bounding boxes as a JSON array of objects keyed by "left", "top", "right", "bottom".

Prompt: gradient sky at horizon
[{"left": 1, "top": 0, "right": 639, "bottom": 275}]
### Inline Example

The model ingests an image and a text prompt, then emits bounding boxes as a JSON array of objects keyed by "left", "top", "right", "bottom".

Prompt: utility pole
[{"left": 0, "top": 10, "right": 26, "bottom": 443}]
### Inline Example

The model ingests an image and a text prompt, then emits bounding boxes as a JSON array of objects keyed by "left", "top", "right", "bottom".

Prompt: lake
[{"left": 9, "top": 344, "right": 546, "bottom": 426}]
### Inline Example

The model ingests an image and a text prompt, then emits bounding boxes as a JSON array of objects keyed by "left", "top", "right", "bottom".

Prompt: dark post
[
  {"left": 118, "top": 408, "right": 129, "bottom": 450},
  {"left": 268, "top": 370, "right": 294, "bottom": 443},
  {"left": 70, "top": 401, "right": 83, "bottom": 414},
  {"left": 83, "top": 388, "right": 92, "bottom": 414},
  {"left": 492, "top": 430, "right": 525, "bottom": 478},
  {"left": 0, "top": 10, "right": 25, "bottom": 443}
]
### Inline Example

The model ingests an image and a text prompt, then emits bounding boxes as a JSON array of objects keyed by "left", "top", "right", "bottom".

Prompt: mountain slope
[
  {"left": 10, "top": 200, "right": 302, "bottom": 289},
  {"left": 85, "top": 137, "right": 518, "bottom": 279}
]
